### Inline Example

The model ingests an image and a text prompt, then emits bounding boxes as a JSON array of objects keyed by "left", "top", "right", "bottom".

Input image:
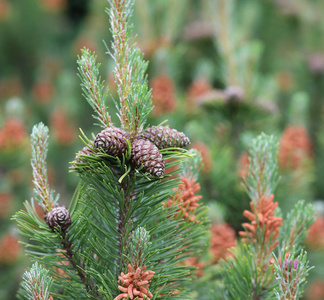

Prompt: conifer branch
[
  {"left": 225, "top": 134, "right": 281, "bottom": 299},
  {"left": 31, "top": 123, "right": 56, "bottom": 213},
  {"left": 278, "top": 200, "right": 315, "bottom": 254},
  {"left": 60, "top": 232, "right": 100, "bottom": 298},
  {"left": 116, "top": 173, "right": 135, "bottom": 276},
  {"left": 126, "top": 227, "right": 151, "bottom": 269},
  {"left": 109, "top": 0, "right": 132, "bottom": 130},
  {"left": 243, "top": 133, "right": 279, "bottom": 204},
  {"left": 78, "top": 49, "right": 113, "bottom": 128},
  {"left": 108, "top": 0, "right": 152, "bottom": 138},
  {"left": 114, "top": 227, "right": 154, "bottom": 300},
  {"left": 178, "top": 149, "right": 203, "bottom": 182},
  {"left": 241, "top": 134, "right": 280, "bottom": 290},
  {"left": 239, "top": 194, "right": 283, "bottom": 278},
  {"left": 16, "top": 2, "right": 208, "bottom": 300},
  {"left": 221, "top": 243, "right": 274, "bottom": 300},
  {"left": 272, "top": 250, "right": 313, "bottom": 299},
  {"left": 22, "top": 262, "right": 53, "bottom": 300}
]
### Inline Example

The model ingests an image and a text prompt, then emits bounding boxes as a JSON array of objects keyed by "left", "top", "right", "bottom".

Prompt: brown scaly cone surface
[
  {"left": 131, "top": 139, "right": 165, "bottom": 177},
  {"left": 74, "top": 124, "right": 189, "bottom": 178},
  {"left": 94, "top": 127, "right": 130, "bottom": 157},
  {"left": 165, "top": 177, "right": 202, "bottom": 223},
  {"left": 46, "top": 205, "right": 71, "bottom": 232},
  {"left": 139, "top": 126, "right": 190, "bottom": 150},
  {"left": 72, "top": 144, "right": 95, "bottom": 166},
  {"left": 210, "top": 223, "right": 236, "bottom": 263},
  {"left": 114, "top": 264, "right": 155, "bottom": 300}
]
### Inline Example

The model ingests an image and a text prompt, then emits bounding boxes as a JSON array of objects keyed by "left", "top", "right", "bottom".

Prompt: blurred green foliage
[{"left": 1, "top": 0, "right": 324, "bottom": 299}]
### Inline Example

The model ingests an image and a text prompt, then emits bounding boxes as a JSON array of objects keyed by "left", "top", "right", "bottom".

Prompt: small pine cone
[
  {"left": 139, "top": 126, "right": 190, "bottom": 149},
  {"left": 73, "top": 145, "right": 94, "bottom": 166},
  {"left": 46, "top": 206, "right": 71, "bottom": 232},
  {"left": 131, "top": 139, "right": 165, "bottom": 177},
  {"left": 94, "top": 127, "right": 130, "bottom": 157}
]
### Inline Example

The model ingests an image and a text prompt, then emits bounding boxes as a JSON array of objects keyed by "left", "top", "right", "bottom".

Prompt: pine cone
[
  {"left": 46, "top": 206, "right": 71, "bottom": 232},
  {"left": 94, "top": 127, "right": 130, "bottom": 157},
  {"left": 139, "top": 126, "right": 190, "bottom": 149},
  {"left": 72, "top": 145, "right": 95, "bottom": 166},
  {"left": 131, "top": 139, "right": 165, "bottom": 177}
]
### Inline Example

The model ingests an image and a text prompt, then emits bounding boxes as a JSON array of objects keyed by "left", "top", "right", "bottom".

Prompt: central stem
[
  {"left": 116, "top": 173, "right": 135, "bottom": 275},
  {"left": 61, "top": 232, "right": 100, "bottom": 298}
]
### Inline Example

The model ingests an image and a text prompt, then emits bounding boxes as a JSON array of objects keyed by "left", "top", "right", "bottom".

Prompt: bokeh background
[{"left": 1, "top": 0, "right": 324, "bottom": 299}]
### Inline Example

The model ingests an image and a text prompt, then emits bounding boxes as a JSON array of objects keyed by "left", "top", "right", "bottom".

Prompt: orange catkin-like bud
[
  {"left": 239, "top": 195, "right": 282, "bottom": 254},
  {"left": 165, "top": 177, "right": 202, "bottom": 223},
  {"left": 114, "top": 264, "right": 154, "bottom": 300}
]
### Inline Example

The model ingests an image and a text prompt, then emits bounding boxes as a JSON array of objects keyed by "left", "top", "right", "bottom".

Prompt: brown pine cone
[
  {"left": 72, "top": 145, "right": 95, "bottom": 166},
  {"left": 139, "top": 126, "right": 190, "bottom": 149},
  {"left": 131, "top": 139, "right": 165, "bottom": 177},
  {"left": 46, "top": 206, "right": 71, "bottom": 232},
  {"left": 94, "top": 127, "right": 130, "bottom": 157}
]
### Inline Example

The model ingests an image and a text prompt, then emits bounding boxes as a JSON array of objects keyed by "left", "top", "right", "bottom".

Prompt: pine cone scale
[
  {"left": 46, "top": 205, "right": 71, "bottom": 232},
  {"left": 131, "top": 139, "right": 165, "bottom": 177},
  {"left": 94, "top": 127, "right": 130, "bottom": 157},
  {"left": 139, "top": 126, "right": 190, "bottom": 149}
]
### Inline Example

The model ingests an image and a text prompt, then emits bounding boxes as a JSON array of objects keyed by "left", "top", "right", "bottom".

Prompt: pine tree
[
  {"left": 14, "top": 1, "right": 208, "bottom": 299},
  {"left": 221, "top": 133, "right": 315, "bottom": 300}
]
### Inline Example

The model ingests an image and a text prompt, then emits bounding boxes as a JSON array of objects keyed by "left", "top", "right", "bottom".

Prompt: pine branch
[
  {"left": 239, "top": 194, "right": 283, "bottom": 282},
  {"left": 278, "top": 200, "right": 315, "bottom": 254},
  {"left": 243, "top": 133, "right": 279, "bottom": 204},
  {"left": 22, "top": 262, "right": 53, "bottom": 300},
  {"left": 107, "top": 0, "right": 152, "bottom": 137},
  {"left": 227, "top": 133, "right": 281, "bottom": 299},
  {"left": 114, "top": 227, "right": 154, "bottom": 300},
  {"left": 72, "top": 149, "right": 208, "bottom": 299},
  {"left": 178, "top": 149, "right": 203, "bottom": 182},
  {"left": 16, "top": 2, "right": 207, "bottom": 300},
  {"left": 108, "top": 0, "right": 132, "bottom": 129},
  {"left": 272, "top": 250, "right": 313, "bottom": 300},
  {"left": 116, "top": 172, "right": 135, "bottom": 276},
  {"left": 31, "top": 123, "right": 57, "bottom": 213},
  {"left": 60, "top": 232, "right": 100, "bottom": 298},
  {"left": 221, "top": 243, "right": 275, "bottom": 300},
  {"left": 78, "top": 49, "right": 113, "bottom": 129}
]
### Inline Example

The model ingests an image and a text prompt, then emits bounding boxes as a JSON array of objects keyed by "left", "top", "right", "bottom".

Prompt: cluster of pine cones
[{"left": 74, "top": 126, "right": 190, "bottom": 177}]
